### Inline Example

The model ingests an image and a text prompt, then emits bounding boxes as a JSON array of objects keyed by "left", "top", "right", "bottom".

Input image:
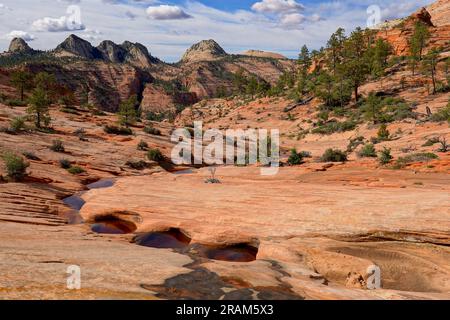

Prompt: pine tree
[
  {"left": 10, "top": 70, "right": 33, "bottom": 101},
  {"left": 410, "top": 22, "right": 430, "bottom": 61},
  {"left": 342, "top": 27, "right": 370, "bottom": 102},
  {"left": 326, "top": 28, "right": 346, "bottom": 76},
  {"left": 298, "top": 45, "right": 311, "bottom": 77},
  {"left": 408, "top": 22, "right": 430, "bottom": 75},
  {"left": 118, "top": 95, "right": 138, "bottom": 127},
  {"left": 27, "top": 87, "right": 51, "bottom": 128},
  {"left": 422, "top": 48, "right": 440, "bottom": 94},
  {"left": 362, "top": 92, "right": 382, "bottom": 124}
]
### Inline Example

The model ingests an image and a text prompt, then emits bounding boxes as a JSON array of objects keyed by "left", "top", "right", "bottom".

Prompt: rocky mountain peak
[
  {"left": 97, "top": 40, "right": 126, "bottom": 63},
  {"left": 121, "top": 41, "right": 160, "bottom": 68},
  {"left": 55, "top": 34, "right": 100, "bottom": 59},
  {"left": 8, "top": 38, "right": 33, "bottom": 54},
  {"left": 181, "top": 39, "right": 227, "bottom": 63}
]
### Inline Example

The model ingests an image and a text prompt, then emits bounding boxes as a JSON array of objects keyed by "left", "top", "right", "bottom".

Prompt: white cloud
[
  {"left": 125, "top": 10, "right": 137, "bottom": 20},
  {"left": 83, "top": 28, "right": 102, "bottom": 41},
  {"left": 5, "top": 30, "right": 35, "bottom": 41},
  {"left": 0, "top": 0, "right": 435, "bottom": 61},
  {"left": 146, "top": 5, "right": 192, "bottom": 20},
  {"left": 31, "top": 15, "right": 85, "bottom": 32},
  {"left": 252, "top": 0, "right": 304, "bottom": 14},
  {"left": 279, "top": 13, "right": 305, "bottom": 29}
]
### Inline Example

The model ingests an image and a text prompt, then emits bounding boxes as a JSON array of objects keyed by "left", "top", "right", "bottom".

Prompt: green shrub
[
  {"left": 358, "top": 143, "right": 377, "bottom": 158},
  {"left": 50, "top": 139, "right": 65, "bottom": 152},
  {"left": 378, "top": 147, "right": 393, "bottom": 165},
  {"left": 320, "top": 149, "right": 348, "bottom": 162},
  {"left": 147, "top": 148, "right": 164, "bottom": 162},
  {"left": 137, "top": 140, "right": 149, "bottom": 151},
  {"left": 67, "top": 166, "right": 85, "bottom": 175},
  {"left": 430, "top": 104, "right": 450, "bottom": 123},
  {"left": 6, "top": 99, "right": 27, "bottom": 107},
  {"left": 347, "top": 136, "right": 365, "bottom": 152},
  {"left": 61, "top": 107, "right": 80, "bottom": 115},
  {"left": 287, "top": 148, "right": 304, "bottom": 165},
  {"left": 317, "top": 111, "right": 329, "bottom": 122},
  {"left": 59, "top": 159, "right": 72, "bottom": 169},
  {"left": 9, "top": 116, "right": 26, "bottom": 133},
  {"left": 311, "top": 120, "right": 357, "bottom": 135},
  {"left": 144, "top": 126, "right": 162, "bottom": 136},
  {"left": 394, "top": 152, "right": 438, "bottom": 169},
  {"left": 1, "top": 152, "right": 29, "bottom": 181},
  {"left": 126, "top": 160, "right": 150, "bottom": 170},
  {"left": 299, "top": 151, "right": 312, "bottom": 158},
  {"left": 22, "top": 152, "right": 40, "bottom": 161},
  {"left": 438, "top": 137, "right": 449, "bottom": 152},
  {"left": 103, "top": 125, "right": 133, "bottom": 135},
  {"left": 422, "top": 137, "right": 440, "bottom": 147},
  {"left": 377, "top": 124, "right": 390, "bottom": 141}
]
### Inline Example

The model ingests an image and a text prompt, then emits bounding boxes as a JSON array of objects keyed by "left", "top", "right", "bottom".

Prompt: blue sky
[{"left": 0, "top": 0, "right": 434, "bottom": 62}]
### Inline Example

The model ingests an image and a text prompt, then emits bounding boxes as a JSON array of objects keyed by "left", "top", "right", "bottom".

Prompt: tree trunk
[
  {"left": 431, "top": 67, "right": 436, "bottom": 94},
  {"left": 354, "top": 85, "right": 359, "bottom": 103},
  {"left": 20, "top": 85, "right": 24, "bottom": 101},
  {"left": 36, "top": 112, "right": 41, "bottom": 129}
]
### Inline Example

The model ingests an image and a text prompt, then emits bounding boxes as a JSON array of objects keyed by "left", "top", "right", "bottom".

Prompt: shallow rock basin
[
  {"left": 134, "top": 228, "right": 191, "bottom": 249},
  {"left": 62, "top": 179, "right": 116, "bottom": 224},
  {"left": 91, "top": 219, "right": 137, "bottom": 234},
  {"left": 197, "top": 243, "right": 258, "bottom": 262}
]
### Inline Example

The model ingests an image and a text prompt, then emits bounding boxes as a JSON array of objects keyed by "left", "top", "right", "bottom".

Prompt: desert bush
[
  {"left": 320, "top": 148, "right": 348, "bottom": 162},
  {"left": 394, "top": 152, "right": 438, "bottom": 169},
  {"left": 103, "top": 125, "right": 132, "bottom": 135},
  {"left": 430, "top": 104, "right": 450, "bottom": 123},
  {"left": 6, "top": 99, "right": 27, "bottom": 107},
  {"left": 358, "top": 143, "right": 377, "bottom": 158},
  {"left": 311, "top": 120, "right": 357, "bottom": 135},
  {"left": 438, "top": 137, "right": 449, "bottom": 152},
  {"left": 144, "top": 126, "right": 161, "bottom": 136},
  {"left": 378, "top": 147, "right": 393, "bottom": 165},
  {"left": 137, "top": 140, "right": 149, "bottom": 151},
  {"left": 377, "top": 124, "right": 390, "bottom": 141},
  {"left": 9, "top": 116, "right": 26, "bottom": 133},
  {"left": 1, "top": 152, "right": 29, "bottom": 181},
  {"left": 50, "top": 139, "right": 65, "bottom": 152},
  {"left": 347, "top": 136, "right": 365, "bottom": 152},
  {"left": 61, "top": 107, "right": 80, "bottom": 115},
  {"left": 126, "top": 160, "right": 150, "bottom": 170},
  {"left": 67, "top": 166, "right": 85, "bottom": 175},
  {"left": 147, "top": 148, "right": 164, "bottom": 162},
  {"left": 22, "top": 151, "right": 40, "bottom": 161},
  {"left": 74, "top": 128, "right": 88, "bottom": 141},
  {"left": 59, "top": 159, "right": 72, "bottom": 169},
  {"left": 287, "top": 148, "right": 304, "bottom": 165},
  {"left": 422, "top": 137, "right": 440, "bottom": 147}
]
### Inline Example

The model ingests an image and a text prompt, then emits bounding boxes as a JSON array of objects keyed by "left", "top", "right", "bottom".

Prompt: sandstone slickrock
[
  {"left": 242, "top": 50, "right": 287, "bottom": 60},
  {"left": 181, "top": 39, "right": 227, "bottom": 64}
]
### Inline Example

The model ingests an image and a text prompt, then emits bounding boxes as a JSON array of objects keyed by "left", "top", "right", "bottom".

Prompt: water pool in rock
[
  {"left": 198, "top": 243, "right": 258, "bottom": 262},
  {"left": 134, "top": 228, "right": 191, "bottom": 249}
]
